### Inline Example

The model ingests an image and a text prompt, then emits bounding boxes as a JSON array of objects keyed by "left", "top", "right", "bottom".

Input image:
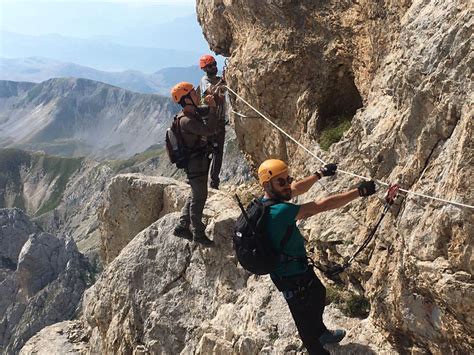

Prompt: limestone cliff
[
  {"left": 197, "top": 0, "right": 473, "bottom": 353},
  {"left": 98, "top": 174, "right": 189, "bottom": 264}
]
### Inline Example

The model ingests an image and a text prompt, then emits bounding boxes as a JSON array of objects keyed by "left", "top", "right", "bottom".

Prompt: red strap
[{"left": 385, "top": 184, "right": 400, "bottom": 204}]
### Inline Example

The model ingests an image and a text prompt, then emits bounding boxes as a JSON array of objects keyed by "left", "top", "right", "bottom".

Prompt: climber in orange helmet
[
  {"left": 258, "top": 159, "right": 376, "bottom": 355},
  {"left": 170, "top": 82, "right": 218, "bottom": 246},
  {"left": 198, "top": 54, "right": 227, "bottom": 190}
]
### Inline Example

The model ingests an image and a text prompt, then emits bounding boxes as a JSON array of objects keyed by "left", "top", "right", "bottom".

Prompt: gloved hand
[
  {"left": 315, "top": 163, "right": 337, "bottom": 178},
  {"left": 320, "top": 163, "right": 337, "bottom": 176},
  {"left": 358, "top": 180, "right": 376, "bottom": 197}
]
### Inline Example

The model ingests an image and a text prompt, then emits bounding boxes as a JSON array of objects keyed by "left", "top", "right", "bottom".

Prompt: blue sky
[
  {"left": 0, "top": 0, "right": 225, "bottom": 72},
  {"left": 1, "top": 1, "right": 198, "bottom": 39}
]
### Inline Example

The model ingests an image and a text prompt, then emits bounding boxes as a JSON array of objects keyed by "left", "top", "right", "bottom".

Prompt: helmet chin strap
[{"left": 181, "top": 93, "right": 198, "bottom": 109}]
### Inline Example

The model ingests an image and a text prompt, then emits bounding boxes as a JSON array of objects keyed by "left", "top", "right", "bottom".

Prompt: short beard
[{"left": 267, "top": 183, "right": 292, "bottom": 201}]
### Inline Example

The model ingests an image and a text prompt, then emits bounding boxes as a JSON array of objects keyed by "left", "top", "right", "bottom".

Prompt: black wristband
[{"left": 314, "top": 171, "right": 322, "bottom": 179}]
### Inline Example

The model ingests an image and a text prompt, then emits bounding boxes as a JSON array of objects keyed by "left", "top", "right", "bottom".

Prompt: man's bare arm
[
  {"left": 296, "top": 189, "right": 360, "bottom": 220},
  {"left": 292, "top": 164, "right": 338, "bottom": 198},
  {"left": 291, "top": 175, "right": 319, "bottom": 197}
]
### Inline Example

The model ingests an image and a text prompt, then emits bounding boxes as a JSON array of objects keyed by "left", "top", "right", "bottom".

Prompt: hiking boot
[
  {"left": 193, "top": 233, "right": 214, "bottom": 246},
  {"left": 210, "top": 181, "right": 219, "bottom": 190},
  {"left": 173, "top": 225, "right": 193, "bottom": 240},
  {"left": 319, "top": 329, "right": 346, "bottom": 345}
]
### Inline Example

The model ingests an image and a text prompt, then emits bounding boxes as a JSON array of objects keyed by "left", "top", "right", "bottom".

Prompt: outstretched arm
[
  {"left": 295, "top": 180, "right": 376, "bottom": 220},
  {"left": 291, "top": 175, "right": 320, "bottom": 197},
  {"left": 291, "top": 163, "right": 338, "bottom": 198},
  {"left": 296, "top": 189, "right": 359, "bottom": 220}
]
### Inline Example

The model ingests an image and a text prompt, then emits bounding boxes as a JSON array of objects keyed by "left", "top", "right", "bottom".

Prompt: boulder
[{"left": 98, "top": 174, "right": 189, "bottom": 264}]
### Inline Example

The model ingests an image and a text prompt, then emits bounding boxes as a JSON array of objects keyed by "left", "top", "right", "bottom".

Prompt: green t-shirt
[{"left": 264, "top": 200, "right": 308, "bottom": 277}]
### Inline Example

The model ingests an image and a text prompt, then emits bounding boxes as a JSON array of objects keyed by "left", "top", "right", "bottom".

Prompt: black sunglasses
[{"left": 276, "top": 176, "right": 294, "bottom": 187}]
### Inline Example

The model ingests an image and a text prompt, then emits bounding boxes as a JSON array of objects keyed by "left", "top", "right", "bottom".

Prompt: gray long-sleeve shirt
[
  {"left": 199, "top": 75, "right": 227, "bottom": 125},
  {"left": 178, "top": 106, "right": 217, "bottom": 150}
]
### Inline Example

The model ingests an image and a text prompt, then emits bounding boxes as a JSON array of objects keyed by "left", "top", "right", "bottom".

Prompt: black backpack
[
  {"left": 233, "top": 195, "right": 294, "bottom": 275},
  {"left": 165, "top": 113, "right": 188, "bottom": 169}
]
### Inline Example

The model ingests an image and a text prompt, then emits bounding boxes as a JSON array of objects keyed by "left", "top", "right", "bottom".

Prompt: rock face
[
  {"left": 21, "top": 175, "right": 398, "bottom": 354},
  {"left": 0, "top": 208, "right": 36, "bottom": 278},
  {"left": 19, "top": 321, "right": 90, "bottom": 355},
  {"left": 0, "top": 208, "right": 91, "bottom": 354},
  {"left": 60, "top": 176, "right": 394, "bottom": 354},
  {"left": 197, "top": 0, "right": 473, "bottom": 353},
  {"left": 98, "top": 174, "right": 189, "bottom": 264}
]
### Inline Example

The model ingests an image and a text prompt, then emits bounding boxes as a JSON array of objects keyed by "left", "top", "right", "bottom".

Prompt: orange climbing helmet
[
  {"left": 258, "top": 159, "right": 288, "bottom": 185},
  {"left": 170, "top": 82, "right": 194, "bottom": 103},
  {"left": 199, "top": 54, "right": 216, "bottom": 69}
]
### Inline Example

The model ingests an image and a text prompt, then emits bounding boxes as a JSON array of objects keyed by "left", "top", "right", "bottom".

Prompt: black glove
[
  {"left": 320, "top": 163, "right": 337, "bottom": 177},
  {"left": 315, "top": 163, "right": 337, "bottom": 178},
  {"left": 358, "top": 180, "right": 376, "bottom": 197}
]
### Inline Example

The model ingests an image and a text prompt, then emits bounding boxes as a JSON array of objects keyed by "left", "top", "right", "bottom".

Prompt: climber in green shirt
[
  {"left": 258, "top": 158, "right": 376, "bottom": 355},
  {"left": 264, "top": 202, "right": 307, "bottom": 277}
]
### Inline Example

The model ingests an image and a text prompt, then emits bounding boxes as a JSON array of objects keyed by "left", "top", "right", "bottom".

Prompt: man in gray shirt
[
  {"left": 171, "top": 82, "right": 217, "bottom": 245},
  {"left": 198, "top": 54, "right": 226, "bottom": 190}
]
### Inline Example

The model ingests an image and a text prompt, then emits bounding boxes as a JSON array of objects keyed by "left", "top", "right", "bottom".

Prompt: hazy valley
[{"left": 0, "top": 57, "right": 203, "bottom": 95}]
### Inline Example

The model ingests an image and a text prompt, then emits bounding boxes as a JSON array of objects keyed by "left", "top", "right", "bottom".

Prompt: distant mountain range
[
  {"left": 0, "top": 78, "right": 180, "bottom": 159},
  {"left": 0, "top": 31, "right": 205, "bottom": 73},
  {"left": 0, "top": 57, "right": 203, "bottom": 95}
]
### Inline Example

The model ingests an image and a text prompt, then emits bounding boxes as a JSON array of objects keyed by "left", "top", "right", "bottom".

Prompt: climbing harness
[
  {"left": 322, "top": 183, "right": 401, "bottom": 278},
  {"left": 225, "top": 84, "right": 474, "bottom": 210}
]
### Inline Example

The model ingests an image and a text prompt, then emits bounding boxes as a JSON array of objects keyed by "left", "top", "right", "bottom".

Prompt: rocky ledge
[{"left": 21, "top": 174, "right": 396, "bottom": 354}]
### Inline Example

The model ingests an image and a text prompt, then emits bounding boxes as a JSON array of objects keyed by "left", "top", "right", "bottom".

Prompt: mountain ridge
[
  {"left": 0, "top": 57, "right": 203, "bottom": 95},
  {"left": 0, "top": 78, "right": 179, "bottom": 159}
]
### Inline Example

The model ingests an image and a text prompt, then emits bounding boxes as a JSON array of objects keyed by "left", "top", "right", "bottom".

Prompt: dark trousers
[
  {"left": 271, "top": 269, "right": 329, "bottom": 355},
  {"left": 179, "top": 154, "right": 211, "bottom": 235},
  {"left": 209, "top": 125, "right": 225, "bottom": 186}
]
